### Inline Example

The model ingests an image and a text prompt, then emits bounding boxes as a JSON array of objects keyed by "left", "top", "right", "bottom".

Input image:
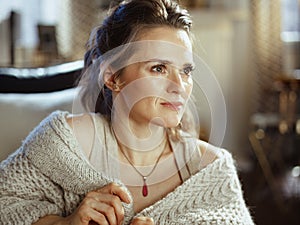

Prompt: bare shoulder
[
  {"left": 197, "top": 139, "right": 223, "bottom": 168},
  {"left": 66, "top": 113, "right": 95, "bottom": 157}
]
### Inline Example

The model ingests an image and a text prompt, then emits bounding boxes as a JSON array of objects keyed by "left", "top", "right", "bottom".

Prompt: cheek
[
  {"left": 184, "top": 81, "right": 193, "bottom": 98},
  {"left": 144, "top": 97, "right": 159, "bottom": 108},
  {"left": 133, "top": 97, "right": 157, "bottom": 112}
]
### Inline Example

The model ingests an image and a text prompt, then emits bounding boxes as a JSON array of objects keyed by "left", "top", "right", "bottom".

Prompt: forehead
[
  {"left": 102, "top": 27, "right": 194, "bottom": 72},
  {"left": 137, "top": 27, "right": 192, "bottom": 50},
  {"left": 127, "top": 28, "right": 193, "bottom": 66}
]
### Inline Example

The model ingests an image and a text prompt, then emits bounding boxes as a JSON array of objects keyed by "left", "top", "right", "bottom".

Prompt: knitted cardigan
[{"left": 0, "top": 111, "right": 254, "bottom": 225}]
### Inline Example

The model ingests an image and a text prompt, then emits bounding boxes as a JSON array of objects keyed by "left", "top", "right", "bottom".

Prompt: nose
[{"left": 166, "top": 68, "right": 185, "bottom": 94}]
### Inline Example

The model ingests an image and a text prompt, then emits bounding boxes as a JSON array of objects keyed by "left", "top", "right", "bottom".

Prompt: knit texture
[
  {"left": 136, "top": 151, "right": 254, "bottom": 224},
  {"left": 0, "top": 111, "right": 254, "bottom": 225}
]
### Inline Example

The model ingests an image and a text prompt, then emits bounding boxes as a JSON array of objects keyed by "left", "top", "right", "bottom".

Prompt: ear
[
  {"left": 102, "top": 66, "right": 120, "bottom": 92},
  {"left": 103, "top": 66, "right": 115, "bottom": 91}
]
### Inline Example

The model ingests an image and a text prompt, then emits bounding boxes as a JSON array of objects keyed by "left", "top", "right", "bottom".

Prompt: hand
[
  {"left": 130, "top": 217, "right": 155, "bottom": 225},
  {"left": 63, "top": 182, "right": 131, "bottom": 225}
]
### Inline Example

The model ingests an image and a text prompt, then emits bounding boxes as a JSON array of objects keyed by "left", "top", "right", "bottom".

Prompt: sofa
[{"left": 0, "top": 61, "right": 83, "bottom": 162}]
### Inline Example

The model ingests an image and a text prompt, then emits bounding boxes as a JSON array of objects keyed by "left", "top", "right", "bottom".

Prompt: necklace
[{"left": 118, "top": 140, "right": 167, "bottom": 197}]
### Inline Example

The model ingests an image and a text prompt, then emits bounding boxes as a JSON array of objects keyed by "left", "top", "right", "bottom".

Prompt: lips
[{"left": 160, "top": 102, "right": 183, "bottom": 111}]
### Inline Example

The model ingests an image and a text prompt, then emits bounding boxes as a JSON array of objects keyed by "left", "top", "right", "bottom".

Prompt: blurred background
[{"left": 0, "top": 0, "right": 299, "bottom": 224}]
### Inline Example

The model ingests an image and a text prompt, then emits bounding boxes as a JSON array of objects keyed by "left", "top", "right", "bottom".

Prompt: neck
[
  {"left": 128, "top": 114, "right": 170, "bottom": 138},
  {"left": 117, "top": 133, "right": 169, "bottom": 166}
]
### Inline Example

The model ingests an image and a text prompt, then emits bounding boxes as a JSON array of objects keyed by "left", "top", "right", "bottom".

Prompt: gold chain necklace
[{"left": 118, "top": 140, "right": 167, "bottom": 197}]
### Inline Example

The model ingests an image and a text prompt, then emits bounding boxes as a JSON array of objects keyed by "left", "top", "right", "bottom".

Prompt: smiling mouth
[{"left": 160, "top": 102, "right": 183, "bottom": 111}]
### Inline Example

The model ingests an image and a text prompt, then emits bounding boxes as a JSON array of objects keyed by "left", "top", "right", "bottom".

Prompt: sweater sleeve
[
  {"left": 0, "top": 148, "right": 66, "bottom": 225},
  {"left": 0, "top": 112, "right": 70, "bottom": 225},
  {"left": 0, "top": 111, "right": 133, "bottom": 225}
]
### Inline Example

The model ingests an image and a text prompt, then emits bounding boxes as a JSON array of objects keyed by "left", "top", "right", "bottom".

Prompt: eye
[
  {"left": 151, "top": 64, "right": 167, "bottom": 74},
  {"left": 181, "top": 66, "right": 195, "bottom": 77}
]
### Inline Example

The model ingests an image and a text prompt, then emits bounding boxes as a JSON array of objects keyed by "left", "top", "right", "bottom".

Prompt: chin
[
  {"left": 166, "top": 122, "right": 181, "bottom": 129},
  {"left": 162, "top": 118, "right": 181, "bottom": 129},
  {"left": 150, "top": 116, "right": 180, "bottom": 128}
]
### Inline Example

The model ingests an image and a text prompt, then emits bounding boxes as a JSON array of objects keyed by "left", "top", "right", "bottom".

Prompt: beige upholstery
[{"left": 0, "top": 88, "right": 78, "bottom": 161}]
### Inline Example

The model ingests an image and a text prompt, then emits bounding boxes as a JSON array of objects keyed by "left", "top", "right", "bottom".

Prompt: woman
[{"left": 0, "top": 0, "right": 254, "bottom": 224}]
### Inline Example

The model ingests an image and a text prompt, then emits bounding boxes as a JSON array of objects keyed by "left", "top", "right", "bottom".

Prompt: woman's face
[{"left": 114, "top": 27, "right": 194, "bottom": 130}]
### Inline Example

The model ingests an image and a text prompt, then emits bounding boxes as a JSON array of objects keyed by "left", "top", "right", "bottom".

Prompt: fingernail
[
  {"left": 127, "top": 195, "right": 131, "bottom": 203},
  {"left": 124, "top": 193, "right": 131, "bottom": 203}
]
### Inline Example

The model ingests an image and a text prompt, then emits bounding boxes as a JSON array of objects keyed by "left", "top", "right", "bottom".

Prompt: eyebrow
[
  {"left": 145, "top": 58, "right": 173, "bottom": 64},
  {"left": 145, "top": 58, "right": 195, "bottom": 68}
]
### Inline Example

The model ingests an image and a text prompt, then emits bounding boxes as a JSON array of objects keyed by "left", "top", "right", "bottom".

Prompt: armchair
[{"left": 0, "top": 61, "right": 83, "bottom": 161}]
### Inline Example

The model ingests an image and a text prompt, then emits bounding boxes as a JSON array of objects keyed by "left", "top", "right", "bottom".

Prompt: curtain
[{"left": 251, "top": 0, "right": 283, "bottom": 113}]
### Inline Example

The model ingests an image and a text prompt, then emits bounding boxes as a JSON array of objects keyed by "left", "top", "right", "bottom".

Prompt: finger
[
  {"left": 100, "top": 194, "right": 125, "bottom": 225},
  {"left": 99, "top": 183, "right": 131, "bottom": 204},
  {"left": 85, "top": 191, "right": 124, "bottom": 225},
  {"left": 76, "top": 202, "right": 109, "bottom": 225},
  {"left": 95, "top": 202, "right": 118, "bottom": 225},
  {"left": 130, "top": 217, "right": 154, "bottom": 225},
  {"left": 89, "top": 211, "right": 110, "bottom": 225}
]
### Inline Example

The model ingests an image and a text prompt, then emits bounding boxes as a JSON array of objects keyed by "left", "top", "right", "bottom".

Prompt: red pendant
[{"left": 142, "top": 177, "right": 148, "bottom": 197}]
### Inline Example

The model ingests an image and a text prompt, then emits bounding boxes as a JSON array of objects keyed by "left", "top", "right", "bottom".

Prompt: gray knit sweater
[{"left": 0, "top": 111, "right": 254, "bottom": 225}]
